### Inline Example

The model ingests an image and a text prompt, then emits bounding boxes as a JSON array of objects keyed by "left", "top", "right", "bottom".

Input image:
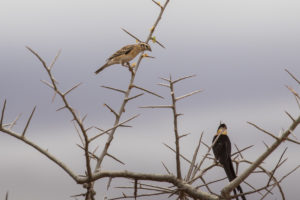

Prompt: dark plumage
[{"left": 212, "top": 123, "right": 246, "bottom": 200}]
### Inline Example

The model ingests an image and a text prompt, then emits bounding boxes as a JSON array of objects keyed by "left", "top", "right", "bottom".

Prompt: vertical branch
[{"left": 169, "top": 76, "right": 182, "bottom": 180}]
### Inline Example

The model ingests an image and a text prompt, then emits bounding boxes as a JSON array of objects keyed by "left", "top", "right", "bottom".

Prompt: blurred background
[{"left": 0, "top": 0, "right": 300, "bottom": 199}]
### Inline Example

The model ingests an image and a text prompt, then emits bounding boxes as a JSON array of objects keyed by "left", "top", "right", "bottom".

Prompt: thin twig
[
  {"left": 64, "top": 83, "right": 82, "bottom": 96},
  {"left": 101, "top": 85, "right": 126, "bottom": 94},
  {"left": 89, "top": 114, "right": 140, "bottom": 142},
  {"left": 285, "top": 69, "right": 300, "bottom": 85},
  {"left": 140, "top": 105, "right": 173, "bottom": 109},
  {"left": 49, "top": 49, "right": 62, "bottom": 70},
  {"left": 247, "top": 122, "right": 278, "bottom": 140},
  {"left": 172, "top": 74, "right": 196, "bottom": 84},
  {"left": 125, "top": 93, "right": 144, "bottom": 101},
  {"left": 132, "top": 85, "right": 164, "bottom": 99},
  {"left": 175, "top": 90, "right": 202, "bottom": 101},
  {"left": 186, "top": 132, "right": 203, "bottom": 181},
  {"left": 40, "top": 79, "right": 54, "bottom": 89},
  {"left": 104, "top": 103, "right": 119, "bottom": 118},
  {"left": 285, "top": 111, "right": 295, "bottom": 122},
  {"left": 106, "top": 153, "right": 125, "bottom": 165},
  {"left": 8, "top": 113, "right": 22, "bottom": 130},
  {"left": 0, "top": 99, "right": 7, "bottom": 126},
  {"left": 121, "top": 28, "right": 142, "bottom": 42},
  {"left": 161, "top": 161, "right": 171, "bottom": 174},
  {"left": 22, "top": 106, "right": 36, "bottom": 137}
]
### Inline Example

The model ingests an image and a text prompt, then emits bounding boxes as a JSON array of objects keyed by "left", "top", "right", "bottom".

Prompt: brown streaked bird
[
  {"left": 212, "top": 123, "right": 246, "bottom": 200},
  {"left": 95, "top": 42, "right": 152, "bottom": 74}
]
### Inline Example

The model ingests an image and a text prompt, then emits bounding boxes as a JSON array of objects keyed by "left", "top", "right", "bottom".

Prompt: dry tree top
[{"left": 1, "top": 1, "right": 300, "bottom": 200}]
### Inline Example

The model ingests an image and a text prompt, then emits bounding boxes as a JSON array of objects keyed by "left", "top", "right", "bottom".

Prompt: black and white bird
[{"left": 212, "top": 123, "right": 246, "bottom": 200}]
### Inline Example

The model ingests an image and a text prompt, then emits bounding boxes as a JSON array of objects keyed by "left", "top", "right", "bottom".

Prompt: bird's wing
[
  {"left": 212, "top": 135, "right": 222, "bottom": 161},
  {"left": 107, "top": 44, "right": 135, "bottom": 61},
  {"left": 224, "top": 135, "right": 232, "bottom": 161}
]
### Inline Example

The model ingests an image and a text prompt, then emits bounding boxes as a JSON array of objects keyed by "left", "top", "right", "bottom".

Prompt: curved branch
[
  {"left": 78, "top": 170, "right": 219, "bottom": 200},
  {"left": 0, "top": 128, "right": 79, "bottom": 182}
]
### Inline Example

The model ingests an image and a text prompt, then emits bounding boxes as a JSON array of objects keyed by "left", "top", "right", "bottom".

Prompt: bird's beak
[{"left": 148, "top": 46, "right": 152, "bottom": 52}]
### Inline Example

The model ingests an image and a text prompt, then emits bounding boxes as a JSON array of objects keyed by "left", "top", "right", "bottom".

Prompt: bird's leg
[{"left": 126, "top": 62, "right": 135, "bottom": 76}]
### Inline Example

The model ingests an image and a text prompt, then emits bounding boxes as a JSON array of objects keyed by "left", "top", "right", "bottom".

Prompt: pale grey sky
[{"left": 0, "top": 0, "right": 300, "bottom": 199}]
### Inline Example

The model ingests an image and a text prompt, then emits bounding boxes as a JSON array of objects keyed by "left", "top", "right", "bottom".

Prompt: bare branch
[
  {"left": 231, "top": 145, "right": 254, "bottom": 157},
  {"left": 40, "top": 79, "right": 54, "bottom": 89},
  {"left": 285, "top": 68, "right": 300, "bottom": 85},
  {"left": 104, "top": 103, "right": 119, "bottom": 118},
  {"left": 247, "top": 121, "right": 278, "bottom": 140},
  {"left": 107, "top": 177, "right": 113, "bottom": 190},
  {"left": 161, "top": 161, "right": 171, "bottom": 174},
  {"left": 121, "top": 28, "right": 142, "bottom": 42},
  {"left": 0, "top": 99, "right": 7, "bottom": 126},
  {"left": 279, "top": 164, "right": 300, "bottom": 182},
  {"left": 109, "top": 192, "right": 167, "bottom": 200},
  {"left": 56, "top": 106, "right": 67, "bottom": 112},
  {"left": 159, "top": 77, "right": 171, "bottom": 83},
  {"left": 262, "top": 141, "right": 269, "bottom": 149},
  {"left": 26, "top": 46, "right": 48, "bottom": 70},
  {"left": 186, "top": 132, "right": 203, "bottom": 181},
  {"left": 140, "top": 105, "right": 173, "bottom": 109},
  {"left": 295, "top": 95, "right": 300, "bottom": 110},
  {"left": 286, "top": 85, "right": 300, "bottom": 99},
  {"left": 150, "top": 36, "right": 166, "bottom": 49},
  {"left": 89, "top": 114, "right": 140, "bottom": 142},
  {"left": 64, "top": 82, "right": 82, "bottom": 96},
  {"left": 132, "top": 85, "right": 164, "bottom": 99},
  {"left": 157, "top": 83, "right": 170, "bottom": 88},
  {"left": 125, "top": 93, "right": 144, "bottom": 101},
  {"left": 73, "top": 121, "right": 84, "bottom": 146},
  {"left": 286, "top": 137, "right": 300, "bottom": 145},
  {"left": 82, "top": 114, "right": 88, "bottom": 123},
  {"left": 134, "top": 179, "right": 138, "bottom": 199},
  {"left": 22, "top": 106, "right": 36, "bottom": 137},
  {"left": 172, "top": 74, "right": 196, "bottom": 85},
  {"left": 267, "top": 147, "right": 288, "bottom": 185},
  {"left": 234, "top": 144, "right": 244, "bottom": 159},
  {"left": 49, "top": 49, "right": 62, "bottom": 70},
  {"left": 285, "top": 110, "right": 295, "bottom": 122},
  {"left": 78, "top": 170, "right": 219, "bottom": 200},
  {"left": 106, "top": 153, "right": 125, "bottom": 165},
  {"left": 1, "top": 128, "right": 78, "bottom": 181},
  {"left": 178, "top": 132, "right": 191, "bottom": 139},
  {"left": 101, "top": 85, "right": 126, "bottom": 94},
  {"left": 8, "top": 113, "right": 22, "bottom": 130},
  {"left": 151, "top": 0, "right": 163, "bottom": 9},
  {"left": 175, "top": 90, "right": 202, "bottom": 101},
  {"left": 163, "top": 143, "right": 193, "bottom": 166},
  {"left": 26, "top": 47, "right": 94, "bottom": 194}
]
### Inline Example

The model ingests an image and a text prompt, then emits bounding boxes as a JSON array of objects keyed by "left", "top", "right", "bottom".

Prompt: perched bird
[
  {"left": 212, "top": 123, "right": 246, "bottom": 200},
  {"left": 95, "top": 42, "right": 152, "bottom": 74}
]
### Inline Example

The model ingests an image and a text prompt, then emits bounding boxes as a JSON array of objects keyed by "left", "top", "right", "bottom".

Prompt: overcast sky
[{"left": 1, "top": 0, "right": 300, "bottom": 199}]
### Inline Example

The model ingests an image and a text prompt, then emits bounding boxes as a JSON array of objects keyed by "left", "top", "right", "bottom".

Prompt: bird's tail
[
  {"left": 223, "top": 160, "right": 246, "bottom": 200},
  {"left": 95, "top": 63, "right": 109, "bottom": 74},
  {"left": 237, "top": 185, "right": 246, "bottom": 200}
]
